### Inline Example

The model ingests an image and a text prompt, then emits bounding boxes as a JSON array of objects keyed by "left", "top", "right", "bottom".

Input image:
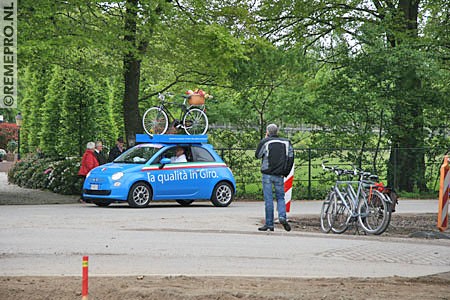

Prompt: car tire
[
  {"left": 92, "top": 200, "right": 111, "bottom": 207},
  {"left": 211, "top": 181, "right": 234, "bottom": 207},
  {"left": 128, "top": 182, "right": 152, "bottom": 208},
  {"left": 176, "top": 200, "right": 194, "bottom": 206}
]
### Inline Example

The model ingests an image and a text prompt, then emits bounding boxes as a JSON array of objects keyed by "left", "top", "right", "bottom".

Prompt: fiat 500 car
[{"left": 82, "top": 134, "right": 236, "bottom": 208}]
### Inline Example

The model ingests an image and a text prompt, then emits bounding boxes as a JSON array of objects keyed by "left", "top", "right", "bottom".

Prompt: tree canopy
[{"left": 9, "top": 0, "right": 450, "bottom": 193}]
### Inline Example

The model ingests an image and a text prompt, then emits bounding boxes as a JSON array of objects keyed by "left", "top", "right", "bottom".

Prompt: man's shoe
[
  {"left": 280, "top": 219, "right": 291, "bottom": 232},
  {"left": 258, "top": 225, "right": 274, "bottom": 231}
]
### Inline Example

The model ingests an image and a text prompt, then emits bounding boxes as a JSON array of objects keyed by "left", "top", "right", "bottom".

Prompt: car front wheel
[
  {"left": 128, "top": 182, "right": 152, "bottom": 208},
  {"left": 211, "top": 182, "right": 234, "bottom": 207}
]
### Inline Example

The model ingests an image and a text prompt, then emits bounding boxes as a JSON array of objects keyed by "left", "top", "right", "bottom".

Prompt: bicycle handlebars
[{"left": 321, "top": 161, "right": 374, "bottom": 179}]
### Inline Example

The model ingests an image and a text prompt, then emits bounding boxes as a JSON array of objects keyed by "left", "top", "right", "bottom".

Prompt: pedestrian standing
[
  {"left": 78, "top": 142, "right": 99, "bottom": 203},
  {"left": 255, "top": 124, "right": 294, "bottom": 232},
  {"left": 108, "top": 137, "right": 125, "bottom": 162},
  {"left": 94, "top": 141, "right": 107, "bottom": 165}
]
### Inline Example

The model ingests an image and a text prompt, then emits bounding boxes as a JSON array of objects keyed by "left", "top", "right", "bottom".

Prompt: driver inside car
[{"left": 170, "top": 146, "right": 187, "bottom": 163}]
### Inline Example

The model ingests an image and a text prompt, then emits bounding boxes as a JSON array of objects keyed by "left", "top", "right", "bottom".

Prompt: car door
[
  {"left": 188, "top": 145, "right": 220, "bottom": 199},
  {"left": 151, "top": 146, "right": 199, "bottom": 199}
]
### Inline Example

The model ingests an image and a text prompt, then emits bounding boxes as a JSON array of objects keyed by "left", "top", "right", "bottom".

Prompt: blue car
[{"left": 82, "top": 134, "right": 236, "bottom": 208}]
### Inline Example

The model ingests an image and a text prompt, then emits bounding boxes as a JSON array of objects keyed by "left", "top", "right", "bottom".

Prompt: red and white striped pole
[
  {"left": 438, "top": 155, "right": 449, "bottom": 232},
  {"left": 284, "top": 163, "right": 295, "bottom": 213},
  {"left": 82, "top": 256, "right": 89, "bottom": 300}
]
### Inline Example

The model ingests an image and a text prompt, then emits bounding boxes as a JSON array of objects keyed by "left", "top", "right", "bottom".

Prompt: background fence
[{"left": 216, "top": 147, "right": 446, "bottom": 200}]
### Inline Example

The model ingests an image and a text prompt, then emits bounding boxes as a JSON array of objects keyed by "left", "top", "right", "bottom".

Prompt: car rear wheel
[
  {"left": 211, "top": 182, "right": 234, "bottom": 207},
  {"left": 176, "top": 200, "right": 194, "bottom": 206},
  {"left": 128, "top": 182, "right": 152, "bottom": 208}
]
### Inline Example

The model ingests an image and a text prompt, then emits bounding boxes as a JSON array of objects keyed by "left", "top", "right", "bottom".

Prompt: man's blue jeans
[{"left": 262, "top": 173, "right": 287, "bottom": 227}]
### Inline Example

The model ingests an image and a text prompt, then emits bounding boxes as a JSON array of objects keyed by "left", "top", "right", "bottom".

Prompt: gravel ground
[
  {"left": 1, "top": 162, "right": 448, "bottom": 239},
  {"left": 1, "top": 167, "right": 447, "bottom": 237},
  {"left": 289, "top": 213, "right": 450, "bottom": 239},
  {"left": 0, "top": 172, "right": 79, "bottom": 205}
]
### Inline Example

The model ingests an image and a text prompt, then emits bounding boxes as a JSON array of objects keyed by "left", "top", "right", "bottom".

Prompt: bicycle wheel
[
  {"left": 320, "top": 191, "right": 333, "bottom": 233},
  {"left": 182, "top": 108, "right": 208, "bottom": 135},
  {"left": 142, "top": 107, "right": 169, "bottom": 135},
  {"left": 373, "top": 192, "right": 393, "bottom": 234},
  {"left": 329, "top": 192, "right": 350, "bottom": 234},
  {"left": 357, "top": 189, "right": 390, "bottom": 235}
]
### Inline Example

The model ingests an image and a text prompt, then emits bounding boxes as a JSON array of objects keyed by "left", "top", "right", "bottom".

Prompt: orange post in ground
[
  {"left": 438, "top": 156, "right": 449, "bottom": 232},
  {"left": 82, "top": 256, "right": 89, "bottom": 300}
]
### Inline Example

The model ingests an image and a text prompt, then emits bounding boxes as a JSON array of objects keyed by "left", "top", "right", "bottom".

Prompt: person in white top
[{"left": 171, "top": 147, "right": 187, "bottom": 163}]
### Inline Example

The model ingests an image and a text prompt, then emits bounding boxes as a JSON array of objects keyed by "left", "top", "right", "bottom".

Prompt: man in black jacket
[
  {"left": 255, "top": 124, "right": 294, "bottom": 232},
  {"left": 108, "top": 137, "right": 125, "bottom": 162},
  {"left": 94, "top": 141, "right": 108, "bottom": 165}
]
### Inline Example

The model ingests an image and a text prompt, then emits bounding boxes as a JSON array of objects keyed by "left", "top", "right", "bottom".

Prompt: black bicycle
[{"left": 142, "top": 93, "right": 208, "bottom": 135}]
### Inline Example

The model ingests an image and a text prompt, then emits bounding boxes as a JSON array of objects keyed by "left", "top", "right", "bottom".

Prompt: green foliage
[
  {"left": 7, "top": 140, "right": 17, "bottom": 153},
  {"left": 15, "top": 0, "right": 450, "bottom": 196},
  {"left": 210, "top": 129, "right": 261, "bottom": 197},
  {"left": 8, "top": 156, "right": 83, "bottom": 195},
  {"left": 40, "top": 65, "right": 64, "bottom": 158},
  {"left": 91, "top": 77, "right": 117, "bottom": 146},
  {"left": 19, "top": 67, "right": 51, "bottom": 153}
]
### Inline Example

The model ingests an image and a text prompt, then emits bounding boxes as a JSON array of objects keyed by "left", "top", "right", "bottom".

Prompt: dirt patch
[
  {"left": 289, "top": 213, "right": 450, "bottom": 238},
  {"left": 1, "top": 273, "right": 450, "bottom": 300}
]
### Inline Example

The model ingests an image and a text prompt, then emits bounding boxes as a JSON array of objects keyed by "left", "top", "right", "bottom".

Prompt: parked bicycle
[
  {"left": 320, "top": 161, "right": 393, "bottom": 235},
  {"left": 142, "top": 92, "right": 209, "bottom": 136}
]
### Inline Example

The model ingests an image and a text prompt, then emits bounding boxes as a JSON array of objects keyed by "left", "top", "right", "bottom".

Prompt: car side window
[
  {"left": 162, "top": 147, "right": 177, "bottom": 160},
  {"left": 158, "top": 146, "right": 190, "bottom": 163},
  {"left": 191, "top": 146, "right": 215, "bottom": 162}
]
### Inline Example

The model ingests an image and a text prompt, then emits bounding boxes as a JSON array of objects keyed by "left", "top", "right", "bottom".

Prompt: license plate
[{"left": 90, "top": 184, "right": 99, "bottom": 190}]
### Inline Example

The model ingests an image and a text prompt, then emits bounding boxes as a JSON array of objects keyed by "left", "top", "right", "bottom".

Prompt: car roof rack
[{"left": 136, "top": 134, "right": 208, "bottom": 144}]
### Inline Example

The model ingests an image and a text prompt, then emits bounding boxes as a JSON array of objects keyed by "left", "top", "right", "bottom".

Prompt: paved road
[{"left": 1, "top": 200, "right": 449, "bottom": 278}]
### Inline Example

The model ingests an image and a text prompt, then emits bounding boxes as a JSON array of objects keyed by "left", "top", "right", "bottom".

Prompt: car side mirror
[{"left": 159, "top": 157, "right": 171, "bottom": 169}]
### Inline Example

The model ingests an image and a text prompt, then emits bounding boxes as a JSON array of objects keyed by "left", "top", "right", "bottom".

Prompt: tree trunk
[
  {"left": 122, "top": 0, "right": 141, "bottom": 147},
  {"left": 387, "top": 0, "right": 427, "bottom": 192}
]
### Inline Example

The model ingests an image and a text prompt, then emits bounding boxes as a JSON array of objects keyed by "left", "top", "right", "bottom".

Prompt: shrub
[
  {"left": 7, "top": 140, "right": 17, "bottom": 153},
  {"left": 8, "top": 156, "right": 83, "bottom": 195}
]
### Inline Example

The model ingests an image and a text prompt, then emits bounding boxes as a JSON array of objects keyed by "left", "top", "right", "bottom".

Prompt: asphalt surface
[{"left": 1, "top": 164, "right": 449, "bottom": 278}]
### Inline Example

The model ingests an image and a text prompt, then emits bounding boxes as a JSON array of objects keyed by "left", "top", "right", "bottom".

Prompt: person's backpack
[{"left": 267, "top": 139, "right": 294, "bottom": 177}]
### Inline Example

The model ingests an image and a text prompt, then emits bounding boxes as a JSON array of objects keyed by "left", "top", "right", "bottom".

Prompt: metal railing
[{"left": 217, "top": 147, "right": 444, "bottom": 200}]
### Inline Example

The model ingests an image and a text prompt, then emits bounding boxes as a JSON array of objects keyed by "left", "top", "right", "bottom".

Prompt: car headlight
[{"left": 112, "top": 172, "right": 124, "bottom": 181}]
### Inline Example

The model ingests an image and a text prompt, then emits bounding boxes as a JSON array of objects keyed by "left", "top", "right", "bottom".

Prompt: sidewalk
[
  {"left": 0, "top": 164, "right": 78, "bottom": 204},
  {"left": 0, "top": 160, "right": 13, "bottom": 173}
]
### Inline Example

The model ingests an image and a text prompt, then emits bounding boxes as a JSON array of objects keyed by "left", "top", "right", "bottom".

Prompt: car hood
[{"left": 89, "top": 163, "right": 144, "bottom": 176}]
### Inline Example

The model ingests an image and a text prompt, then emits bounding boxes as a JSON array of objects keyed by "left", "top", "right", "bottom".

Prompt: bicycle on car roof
[{"left": 142, "top": 92, "right": 209, "bottom": 136}]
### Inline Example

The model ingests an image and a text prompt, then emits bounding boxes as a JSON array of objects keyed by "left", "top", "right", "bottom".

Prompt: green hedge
[{"left": 8, "top": 157, "right": 84, "bottom": 195}]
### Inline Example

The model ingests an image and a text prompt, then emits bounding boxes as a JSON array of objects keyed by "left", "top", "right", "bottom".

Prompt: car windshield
[{"left": 113, "top": 144, "right": 161, "bottom": 164}]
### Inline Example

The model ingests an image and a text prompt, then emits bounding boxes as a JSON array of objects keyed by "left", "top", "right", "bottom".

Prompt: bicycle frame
[
  {"left": 156, "top": 101, "right": 189, "bottom": 128},
  {"left": 328, "top": 179, "right": 364, "bottom": 232}
]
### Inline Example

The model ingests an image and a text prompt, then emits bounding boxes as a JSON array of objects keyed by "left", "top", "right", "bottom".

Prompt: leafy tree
[
  {"left": 90, "top": 77, "right": 116, "bottom": 147},
  {"left": 57, "top": 70, "right": 97, "bottom": 156},
  {"left": 254, "top": 0, "right": 450, "bottom": 192},
  {"left": 18, "top": 67, "right": 50, "bottom": 154},
  {"left": 227, "top": 39, "right": 309, "bottom": 139},
  {"left": 40, "top": 66, "right": 64, "bottom": 158}
]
